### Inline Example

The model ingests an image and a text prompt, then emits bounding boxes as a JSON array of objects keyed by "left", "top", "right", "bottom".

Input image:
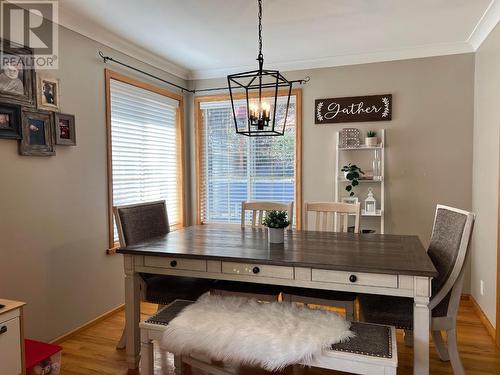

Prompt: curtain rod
[{"left": 98, "top": 51, "right": 310, "bottom": 94}]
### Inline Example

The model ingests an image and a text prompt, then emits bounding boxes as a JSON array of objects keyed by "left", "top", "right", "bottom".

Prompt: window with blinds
[
  {"left": 109, "top": 78, "right": 181, "bottom": 241},
  {"left": 198, "top": 95, "right": 297, "bottom": 224}
]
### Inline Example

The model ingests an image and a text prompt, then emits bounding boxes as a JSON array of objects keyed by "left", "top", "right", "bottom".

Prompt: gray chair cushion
[
  {"left": 143, "top": 274, "right": 215, "bottom": 305},
  {"left": 282, "top": 286, "right": 357, "bottom": 302},
  {"left": 331, "top": 322, "right": 393, "bottom": 359},
  {"left": 145, "top": 300, "right": 193, "bottom": 325},
  {"left": 116, "top": 201, "right": 169, "bottom": 246},
  {"left": 212, "top": 280, "right": 282, "bottom": 297},
  {"left": 358, "top": 292, "right": 452, "bottom": 331}
]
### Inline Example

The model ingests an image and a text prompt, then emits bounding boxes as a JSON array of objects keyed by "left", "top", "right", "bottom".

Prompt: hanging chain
[{"left": 257, "top": 0, "right": 264, "bottom": 68}]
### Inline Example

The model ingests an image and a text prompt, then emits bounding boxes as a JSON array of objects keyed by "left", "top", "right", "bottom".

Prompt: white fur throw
[{"left": 160, "top": 294, "right": 354, "bottom": 371}]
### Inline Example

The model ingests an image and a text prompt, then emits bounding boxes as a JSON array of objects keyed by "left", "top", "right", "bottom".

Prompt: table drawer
[
  {"left": 144, "top": 256, "right": 207, "bottom": 272},
  {"left": 222, "top": 262, "right": 294, "bottom": 280},
  {"left": 0, "top": 317, "right": 22, "bottom": 375},
  {"left": 311, "top": 269, "right": 398, "bottom": 288}
]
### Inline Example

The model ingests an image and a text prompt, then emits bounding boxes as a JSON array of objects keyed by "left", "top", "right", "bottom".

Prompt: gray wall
[
  {"left": 193, "top": 54, "right": 474, "bottom": 253},
  {"left": 472, "top": 22, "right": 500, "bottom": 326},
  {"left": 0, "top": 25, "right": 188, "bottom": 341}
]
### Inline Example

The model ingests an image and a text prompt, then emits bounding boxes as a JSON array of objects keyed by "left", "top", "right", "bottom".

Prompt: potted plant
[
  {"left": 365, "top": 130, "right": 378, "bottom": 147},
  {"left": 341, "top": 163, "right": 364, "bottom": 197},
  {"left": 262, "top": 210, "right": 290, "bottom": 244}
]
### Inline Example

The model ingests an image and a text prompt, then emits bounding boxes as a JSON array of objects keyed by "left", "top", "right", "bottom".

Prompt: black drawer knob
[
  {"left": 252, "top": 266, "right": 260, "bottom": 274},
  {"left": 170, "top": 260, "right": 178, "bottom": 267},
  {"left": 0, "top": 325, "right": 7, "bottom": 335},
  {"left": 349, "top": 275, "right": 357, "bottom": 283}
]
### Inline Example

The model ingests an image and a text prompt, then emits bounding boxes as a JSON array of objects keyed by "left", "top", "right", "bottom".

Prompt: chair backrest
[
  {"left": 113, "top": 200, "right": 170, "bottom": 247},
  {"left": 428, "top": 205, "right": 475, "bottom": 317},
  {"left": 241, "top": 201, "right": 294, "bottom": 228},
  {"left": 304, "top": 202, "right": 361, "bottom": 233}
]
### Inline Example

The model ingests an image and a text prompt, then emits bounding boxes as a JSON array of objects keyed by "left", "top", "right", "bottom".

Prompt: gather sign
[{"left": 315, "top": 94, "right": 392, "bottom": 124}]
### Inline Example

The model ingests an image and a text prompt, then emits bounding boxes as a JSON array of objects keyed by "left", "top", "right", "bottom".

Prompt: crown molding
[
  {"left": 190, "top": 42, "right": 474, "bottom": 80},
  {"left": 468, "top": 0, "right": 500, "bottom": 50},
  {"left": 57, "top": 4, "right": 190, "bottom": 80}
]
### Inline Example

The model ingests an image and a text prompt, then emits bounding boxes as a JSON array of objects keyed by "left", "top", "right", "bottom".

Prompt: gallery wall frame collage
[{"left": 0, "top": 39, "right": 76, "bottom": 156}]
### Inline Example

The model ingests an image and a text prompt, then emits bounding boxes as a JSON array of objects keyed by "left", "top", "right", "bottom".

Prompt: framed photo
[
  {"left": 36, "top": 74, "right": 61, "bottom": 112},
  {"left": 19, "top": 109, "right": 55, "bottom": 156},
  {"left": 54, "top": 113, "right": 76, "bottom": 145},
  {"left": 342, "top": 197, "right": 359, "bottom": 205},
  {"left": 0, "top": 40, "right": 36, "bottom": 107},
  {"left": 0, "top": 103, "right": 21, "bottom": 139}
]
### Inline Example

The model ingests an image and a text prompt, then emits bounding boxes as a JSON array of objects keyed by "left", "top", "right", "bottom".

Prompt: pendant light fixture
[{"left": 227, "top": 0, "right": 293, "bottom": 136}]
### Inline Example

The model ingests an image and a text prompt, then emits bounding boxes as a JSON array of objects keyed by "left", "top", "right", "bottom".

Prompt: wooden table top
[{"left": 118, "top": 225, "right": 438, "bottom": 277}]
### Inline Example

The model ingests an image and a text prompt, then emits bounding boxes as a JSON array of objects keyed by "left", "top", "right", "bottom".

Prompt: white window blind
[
  {"left": 199, "top": 95, "right": 296, "bottom": 224},
  {"left": 110, "top": 79, "right": 180, "bottom": 238}
]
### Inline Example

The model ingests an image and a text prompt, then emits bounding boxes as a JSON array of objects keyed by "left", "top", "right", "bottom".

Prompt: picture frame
[
  {"left": 0, "top": 39, "right": 36, "bottom": 107},
  {"left": 19, "top": 109, "right": 55, "bottom": 156},
  {"left": 54, "top": 113, "right": 76, "bottom": 145},
  {"left": 36, "top": 74, "right": 61, "bottom": 112},
  {"left": 342, "top": 197, "right": 359, "bottom": 205},
  {"left": 0, "top": 103, "right": 22, "bottom": 139}
]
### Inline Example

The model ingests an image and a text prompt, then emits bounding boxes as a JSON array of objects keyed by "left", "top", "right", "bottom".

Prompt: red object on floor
[{"left": 25, "top": 339, "right": 62, "bottom": 370}]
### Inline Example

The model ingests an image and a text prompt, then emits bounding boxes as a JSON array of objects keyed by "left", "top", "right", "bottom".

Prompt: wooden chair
[
  {"left": 240, "top": 201, "right": 294, "bottom": 228},
  {"left": 282, "top": 202, "right": 361, "bottom": 321},
  {"left": 358, "top": 205, "right": 475, "bottom": 375},
  {"left": 303, "top": 201, "right": 360, "bottom": 233},
  {"left": 113, "top": 201, "right": 215, "bottom": 349},
  {"left": 210, "top": 201, "right": 294, "bottom": 302}
]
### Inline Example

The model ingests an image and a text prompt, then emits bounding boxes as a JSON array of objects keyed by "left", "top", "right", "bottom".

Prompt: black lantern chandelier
[{"left": 227, "top": 0, "right": 293, "bottom": 136}]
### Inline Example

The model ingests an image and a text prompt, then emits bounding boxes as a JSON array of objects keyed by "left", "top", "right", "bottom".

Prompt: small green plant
[
  {"left": 262, "top": 210, "right": 290, "bottom": 229},
  {"left": 341, "top": 163, "right": 365, "bottom": 196},
  {"left": 367, "top": 130, "right": 377, "bottom": 137}
]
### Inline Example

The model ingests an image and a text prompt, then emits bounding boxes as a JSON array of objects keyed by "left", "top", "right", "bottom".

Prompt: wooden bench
[{"left": 140, "top": 300, "right": 398, "bottom": 375}]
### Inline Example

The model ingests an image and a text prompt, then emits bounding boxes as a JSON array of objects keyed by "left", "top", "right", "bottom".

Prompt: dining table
[{"left": 117, "top": 225, "right": 438, "bottom": 375}]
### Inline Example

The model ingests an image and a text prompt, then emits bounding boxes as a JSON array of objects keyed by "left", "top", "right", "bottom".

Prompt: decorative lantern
[
  {"left": 364, "top": 188, "right": 377, "bottom": 214},
  {"left": 227, "top": 0, "right": 292, "bottom": 136}
]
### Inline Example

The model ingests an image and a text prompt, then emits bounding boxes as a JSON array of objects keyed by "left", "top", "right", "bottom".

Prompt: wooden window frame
[
  {"left": 104, "top": 69, "right": 186, "bottom": 252},
  {"left": 194, "top": 88, "right": 302, "bottom": 229}
]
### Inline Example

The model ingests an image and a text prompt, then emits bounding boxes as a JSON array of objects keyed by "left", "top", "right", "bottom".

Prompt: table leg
[
  {"left": 124, "top": 255, "right": 141, "bottom": 369},
  {"left": 413, "top": 276, "right": 431, "bottom": 375}
]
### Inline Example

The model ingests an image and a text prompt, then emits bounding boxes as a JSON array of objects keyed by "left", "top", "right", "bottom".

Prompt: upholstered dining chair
[
  {"left": 114, "top": 200, "right": 215, "bottom": 349},
  {"left": 358, "top": 205, "right": 475, "bottom": 375},
  {"left": 282, "top": 202, "right": 361, "bottom": 320},
  {"left": 210, "top": 201, "right": 294, "bottom": 302}
]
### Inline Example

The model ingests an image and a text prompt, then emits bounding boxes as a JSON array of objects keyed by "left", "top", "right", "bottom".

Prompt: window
[
  {"left": 195, "top": 90, "right": 302, "bottom": 228},
  {"left": 105, "top": 70, "right": 185, "bottom": 249}
]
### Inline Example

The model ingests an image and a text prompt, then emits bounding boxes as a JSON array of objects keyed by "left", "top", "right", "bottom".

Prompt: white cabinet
[{"left": 0, "top": 299, "right": 25, "bottom": 375}]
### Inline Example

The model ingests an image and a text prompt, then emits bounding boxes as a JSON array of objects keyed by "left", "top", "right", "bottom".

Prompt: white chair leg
[
  {"left": 403, "top": 329, "right": 414, "bottom": 347},
  {"left": 447, "top": 329, "right": 465, "bottom": 375},
  {"left": 140, "top": 333, "right": 154, "bottom": 375},
  {"left": 174, "top": 354, "right": 184, "bottom": 375},
  {"left": 431, "top": 329, "right": 450, "bottom": 361},
  {"left": 116, "top": 327, "right": 126, "bottom": 350}
]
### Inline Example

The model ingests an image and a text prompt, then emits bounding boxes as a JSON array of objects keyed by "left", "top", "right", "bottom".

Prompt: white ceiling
[{"left": 57, "top": 0, "right": 500, "bottom": 79}]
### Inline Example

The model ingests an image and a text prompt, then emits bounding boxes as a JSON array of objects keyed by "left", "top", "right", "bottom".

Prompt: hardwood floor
[{"left": 59, "top": 299, "right": 500, "bottom": 375}]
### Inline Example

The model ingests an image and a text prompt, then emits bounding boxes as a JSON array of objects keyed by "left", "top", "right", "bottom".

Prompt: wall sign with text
[{"left": 315, "top": 94, "right": 392, "bottom": 124}]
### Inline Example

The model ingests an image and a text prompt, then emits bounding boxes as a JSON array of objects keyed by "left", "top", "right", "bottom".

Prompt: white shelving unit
[{"left": 335, "top": 129, "right": 385, "bottom": 234}]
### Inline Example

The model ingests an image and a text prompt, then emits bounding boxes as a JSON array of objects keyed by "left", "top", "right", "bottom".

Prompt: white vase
[
  {"left": 268, "top": 227, "right": 285, "bottom": 244},
  {"left": 365, "top": 137, "right": 378, "bottom": 147}
]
